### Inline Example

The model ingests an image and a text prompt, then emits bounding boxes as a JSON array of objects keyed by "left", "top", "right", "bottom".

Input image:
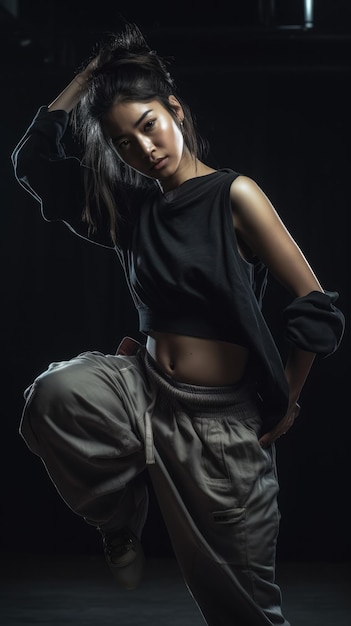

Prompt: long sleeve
[
  {"left": 12, "top": 106, "right": 114, "bottom": 248},
  {"left": 283, "top": 290, "right": 345, "bottom": 357}
]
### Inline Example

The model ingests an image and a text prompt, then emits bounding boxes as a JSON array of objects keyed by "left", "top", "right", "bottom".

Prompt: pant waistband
[
  {"left": 143, "top": 349, "right": 256, "bottom": 411},
  {"left": 117, "top": 337, "right": 258, "bottom": 465}
]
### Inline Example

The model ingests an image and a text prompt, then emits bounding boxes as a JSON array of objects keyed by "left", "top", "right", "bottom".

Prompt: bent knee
[
  {"left": 22, "top": 359, "right": 95, "bottom": 434},
  {"left": 30, "top": 362, "right": 81, "bottom": 408},
  {"left": 20, "top": 360, "right": 92, "bottom": 450}
]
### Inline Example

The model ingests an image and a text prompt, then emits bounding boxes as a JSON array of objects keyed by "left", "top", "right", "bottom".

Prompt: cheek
[
  {"left": 167, "top": 123, "right": 184, "bottom": 156},
  {"left": 158, "top": 117, "right": 182, "bottom": 147}
]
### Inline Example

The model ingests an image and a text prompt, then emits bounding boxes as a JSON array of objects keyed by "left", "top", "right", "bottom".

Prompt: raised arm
[
  {"left": 48, "top": 75, "right": 87, "bottom": 113},
  {"left": 48, "top": 61, "right": 95, "bottom": 112},
  {"left": 11, "top": 58, "right": 113, "bottom": 248}
]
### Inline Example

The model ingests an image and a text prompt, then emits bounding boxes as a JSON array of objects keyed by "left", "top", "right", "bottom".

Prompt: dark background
[{"left": 1, "top": 0, "right": 350, "bottom": 563}]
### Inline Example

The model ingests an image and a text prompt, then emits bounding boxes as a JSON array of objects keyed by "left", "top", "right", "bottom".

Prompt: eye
[
  {"left": 115, "top": 138, "right": 129, "bottom": 151},
  {"left": 144, "top": 119, "right": 156, "bottom": 132}
]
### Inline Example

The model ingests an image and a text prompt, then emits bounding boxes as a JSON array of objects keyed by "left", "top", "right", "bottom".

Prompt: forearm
[
  {"left": 48, "top": 71, "right": 88, "bottom": 113},
  {"left": 258, "top": 344, "right": 316, "bottom": 446},
  {"left": 284, "top": 344, "right": 316, "bottom": 408}
]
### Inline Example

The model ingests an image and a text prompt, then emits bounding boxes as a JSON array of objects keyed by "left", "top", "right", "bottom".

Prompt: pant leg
[
  {"left": 145, "top": 360, "right": 289, "bottom": 626},
  {"left": 20, "top": 350, "right": 153, "bottom": 534}
]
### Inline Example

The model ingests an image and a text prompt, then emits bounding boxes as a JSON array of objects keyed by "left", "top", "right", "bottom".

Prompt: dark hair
[{"left": 71, "top": 22, "right": 207, "bottom": 244}]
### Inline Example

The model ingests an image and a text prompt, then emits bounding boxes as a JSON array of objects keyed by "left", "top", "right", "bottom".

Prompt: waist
[
  {"left": 143, "top": 349, "right": 259, "bottom": 416},
  {"left": 146, "top": 331, "right": 250, "bottom": 386}
]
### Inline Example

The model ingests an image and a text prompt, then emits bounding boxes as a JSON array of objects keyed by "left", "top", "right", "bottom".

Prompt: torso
[
  {"left": 145, "top": 164, "right": 251, "bottom": 386},
  {"left": 146, "top": 331, "right": 250, "bottom": 386}
]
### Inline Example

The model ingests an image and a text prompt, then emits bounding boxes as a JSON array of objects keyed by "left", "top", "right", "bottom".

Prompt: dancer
[{"left": 12, "top": 21, "right": 344, "bottom": 626}]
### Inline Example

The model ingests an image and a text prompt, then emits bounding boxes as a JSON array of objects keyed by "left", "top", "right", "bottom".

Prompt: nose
[{"left": 137, "top": 135, "right": 155, "bottom": 158}]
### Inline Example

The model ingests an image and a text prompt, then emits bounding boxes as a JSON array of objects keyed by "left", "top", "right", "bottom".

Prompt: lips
[{"left": 151, "top": 157, "right": 167, "bottom": 171}]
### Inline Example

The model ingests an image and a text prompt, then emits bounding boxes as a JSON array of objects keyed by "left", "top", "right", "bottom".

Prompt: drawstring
[
  {"left": 116, "top": 337, "right": 157, "bottom": 464},
  {"left": 143, "top": 388, "right": 158, "bottom": 465}
]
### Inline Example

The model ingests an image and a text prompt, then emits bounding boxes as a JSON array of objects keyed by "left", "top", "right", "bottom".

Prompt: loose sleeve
[
  {"left": 283, "top": 290, "right": 345, "bottom": 356},
  {"left": 11, "top": 106, "right": 113, "bottom": 248},
  {"left": 12, "top": 106, "right": 76, "bottom": 209}
]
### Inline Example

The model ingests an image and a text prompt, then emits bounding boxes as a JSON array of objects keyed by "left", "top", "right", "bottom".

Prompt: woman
[{"left": 12, "top": 21, "right": 344, "bottom": 626}]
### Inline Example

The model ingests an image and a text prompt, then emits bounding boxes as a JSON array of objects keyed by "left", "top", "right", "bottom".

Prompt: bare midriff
[{"left": 146, "top": 331, "right": 250, "bottom": 386}]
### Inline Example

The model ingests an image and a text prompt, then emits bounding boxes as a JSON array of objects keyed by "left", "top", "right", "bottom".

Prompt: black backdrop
[{"left": 1, "top": 1, "right": 350, "bottom": 562}]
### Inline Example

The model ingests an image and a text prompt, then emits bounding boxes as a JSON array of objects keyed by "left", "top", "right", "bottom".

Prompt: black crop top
[
  {"left": 12, "top": 106, "right": 345, "bottom": 430},
  {"left": 123, "top": 168, "right": 266, "bottom": 346}
]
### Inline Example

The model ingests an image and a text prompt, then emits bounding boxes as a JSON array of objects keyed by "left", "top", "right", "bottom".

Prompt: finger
[
  {"left": 259, "top": 427, "right": 287, "bottom": 447},
  {"left": 259, "top": 433, "right": 274, "bottom": 448}
]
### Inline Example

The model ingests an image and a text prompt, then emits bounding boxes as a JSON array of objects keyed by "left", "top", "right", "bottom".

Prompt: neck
[{"left": 159, "top": 159, "right": 216, "bottom": 193}]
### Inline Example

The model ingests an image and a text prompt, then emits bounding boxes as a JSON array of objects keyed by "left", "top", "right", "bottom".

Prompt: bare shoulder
[
  {"left": 229, "top": 174, "right": 323, "bottom": 295},
  {"left": 230, "top": 175, "right": 269, "bottom": 209},
  {"left": 231, "top": 174, "right": 257, "bottom": 191},
  {"left": 229, "top": 174, "right": 277, "bottom": 233}
]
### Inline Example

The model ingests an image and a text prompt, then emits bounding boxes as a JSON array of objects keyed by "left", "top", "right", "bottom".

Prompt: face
[{"left": 103, "top": 97, "right": 186, "bottom": 184}]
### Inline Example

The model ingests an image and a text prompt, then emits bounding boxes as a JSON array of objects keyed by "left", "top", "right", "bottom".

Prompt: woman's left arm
[
  {"left": 230, "top": 175, "right": 344, "bottom": 445},
  {"left": 231, "top": 175, "right": 323, "bottom": 296}
]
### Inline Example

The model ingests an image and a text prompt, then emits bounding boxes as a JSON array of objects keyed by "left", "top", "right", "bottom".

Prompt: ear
[{"left": 168, "top": 95, "right": 184, "bottom": 123}]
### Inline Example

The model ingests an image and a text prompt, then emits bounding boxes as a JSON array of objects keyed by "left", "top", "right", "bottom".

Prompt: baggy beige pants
[{"left": 20, "top": 340, "right": 290, "bottom": 626}]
